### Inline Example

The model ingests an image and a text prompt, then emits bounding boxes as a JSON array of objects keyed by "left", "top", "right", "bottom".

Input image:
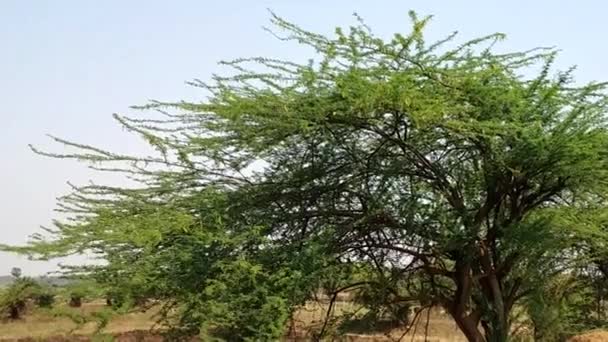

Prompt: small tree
[
  {"left": 10, "top": 267, "right": 21, "bottom": 279},
  {"left": 63, "top": 280, "right": 101, "bottom": 308},
  {"left": 69, "top": 293, "right": 82, "bottom": 307},
  {"left": 0, "top": 277, "right": 38, "bottom": 319},
  {"left": 35, "top": 292, "right": 55, "bottom": 308},
  {"left": 33, "top": 285, "right": 56, "bottom": 308},
  {"left": 67, "top": 286, "right": 87, "bottom": 308}
]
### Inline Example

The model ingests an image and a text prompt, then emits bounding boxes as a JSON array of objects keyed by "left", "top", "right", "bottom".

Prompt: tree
[
  {"left": 34, "top": 289, "right": 56, "bottom": 308},
  {"left": 0, "top": 277, "right": 39, "bottom": 319},
  {"left": 62, "top": 280, "right": 101, "bottom": 308},
  {"left": 523, "top": 273, "right": 599, "bottom": 341},
  {"left": 4, "top": 12, "right": 608, "bottom": 341},
  {"left": 30, "top": 280, "right": 57, "bottom": 309},
  {"left": 10, "top": 267, "right": 22, "bottom": 279}
]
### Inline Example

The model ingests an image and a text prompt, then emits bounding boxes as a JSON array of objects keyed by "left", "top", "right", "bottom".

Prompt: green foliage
[
  {"left": 353, "top": 284, "right": 412, "bottom": 326},
  {"left": 193, "top": 260, "right": 290, "bottom": 341},
  {"left": 0, "top": 277, "right": 39, "bottom": 319},
  {"left": 65, "top": 280, "right": 102, "bottom": 307},
  {"left": 33, "top": 285, "right": 56, "bottom": 308},
  {"left": 10, "top": 267, "right": 22, "bottom": 279},
  {"left": 4, "top": 11, "right": 608, "bottom": 341},
  {"left": 51, "top": 305, "right": 116, "bottom": 335},
  {"left": 522, "top": 275, "right": 602, "bottom": 341}
]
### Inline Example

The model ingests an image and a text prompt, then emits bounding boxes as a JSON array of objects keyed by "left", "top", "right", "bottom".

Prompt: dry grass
[
  {"left": 0, "top": 301, "right": 159, "bottom": 340},
  {"left": 7, "top": 299, "right": 591, "bottom": 341},
  {"left": 0, "top": 299, "right": 466, "bottom": 341},
  {"left": 290, "top": 301, "right": 466, "bottom": 341},
  {"left": 568, "top": 330, "right": 608, "bottom": 342}
]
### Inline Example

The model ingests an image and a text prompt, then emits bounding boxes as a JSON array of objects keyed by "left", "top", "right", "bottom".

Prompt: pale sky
[{"left": 1, "top": 1, "right": 607, "bottom": 275}]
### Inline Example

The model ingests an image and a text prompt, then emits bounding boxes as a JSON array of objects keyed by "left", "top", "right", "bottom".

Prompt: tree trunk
[
  {"left": 449, "top": 260, "right": 486, "bottom": 342},
  {"left": 449, "top": 300, "right": 511, "bottom": 342},
  {"left": 69, "top": 296, "right": 82, "bottom": 307},
  {"left": 452, "top": 313, "right": 485, "bottom": 342},
  {"left": 478, "top": 243, "right": 510, "bottom": 342},
  {"left": 478, "top": 275, "right": 509, "bottom": 342},
  {"left": 446, "top": 246, "right": 515, "bottom": 342},
  {"left": 9, "top": 305, "right": 20, "bottom": 320},
  {"left": 481, "top": 319, "right": 509, "bottom": 342},
  {"left": 533, "top": 324, "right": 542, "bottom": 341}
]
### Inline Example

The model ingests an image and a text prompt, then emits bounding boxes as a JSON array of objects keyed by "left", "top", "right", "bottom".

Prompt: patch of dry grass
[
  {"left": 3, "top": 299, "right": 605, "bottom": 342},
  {"left": 0, "top": 299, "right": 465, "bottom": 341},
  {"left": 568, "top": 330, "right": 608, "bottom": 342},
  {"left": 0, "top": 299, "right": 494, "bottom": 341},
  {"left": 0, "top": 301, "right": 159, "bottom": 339},
  {"left": 290, "top": 301, "right": 466, "bottom": 341}
]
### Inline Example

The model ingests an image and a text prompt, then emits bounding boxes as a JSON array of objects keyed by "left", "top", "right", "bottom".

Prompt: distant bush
[
  {"left": 30, "top": 282, "right": 57, "bottom": 309},
  {"left": 34, "top": 291, "right": 55, "bottom": 308},
  {"left": 69, "top": 292, "right": 84, "bottom": 307},
  {"left": 63, "top": 280, "right": 101, "bottom": 307},
  {"left": 105, "top": 290, "right": 125, "bottom": 308},
  {"left": 10, "top": 267, "right": 22, "bottom": 279},
  {"left": 0, "top": 277, "right": 39, "bottom": 319}
]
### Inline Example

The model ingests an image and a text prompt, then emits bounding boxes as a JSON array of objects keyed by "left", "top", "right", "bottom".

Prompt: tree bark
[
  {"left": 69, "top": 296, "right": 82, "bottom": 307},
  {"left": 452, "top": 312, "right": 485, "bottom": 342},
  {"left": 9, "top": 305, "right": 20, "bottom": 320},
  {"left": 479, "top": 243, "right": 509, "bottom": 342},
  {"left": 448, "top": 260, "right": 486, "bottom": 342}
]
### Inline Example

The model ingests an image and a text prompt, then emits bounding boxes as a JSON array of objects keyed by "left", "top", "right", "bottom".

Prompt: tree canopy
[{"left": 4, "top": 11, "right": 608, "bottom": 342}]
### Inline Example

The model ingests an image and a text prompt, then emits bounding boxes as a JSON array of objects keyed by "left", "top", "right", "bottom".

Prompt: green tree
[
  {"left": 62, "top": 279, "right": 102, "bottom": 308},
  {"left": 0, "top": 277, "right": 39, "bottom": 319},
  {"left": 4, "top": 12, "right": 608, "bottom": 341},
  {"left": 33, "top": 284, "right": 56, "bottom": 308},
  {"left": 10, "top": 267, "right": 22, "bottom": 279},
  {"left": 523, "top": 274, "right": 598, "bottom": 341}
]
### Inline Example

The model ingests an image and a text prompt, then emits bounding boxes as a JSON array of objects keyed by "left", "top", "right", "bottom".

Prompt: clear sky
[{"left": 1, "top": 1, "right": 607, "bottom": 275}]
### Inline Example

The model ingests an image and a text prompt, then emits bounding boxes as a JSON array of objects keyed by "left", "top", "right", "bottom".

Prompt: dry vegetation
[
  {"left": 289, "top": 301, "right": 466, "bottom": 341},
  {"left": 0, "top": 299, "right": 469, "bottom": 341},
  {"left": 0, "top": 300, "right": 604, "bottom": 341},
  {"left": 568, "top": 331, "right": 608, "bottom": 342},
  {"left": 0, "top": 301, "right": 159, "bottom": 340}
]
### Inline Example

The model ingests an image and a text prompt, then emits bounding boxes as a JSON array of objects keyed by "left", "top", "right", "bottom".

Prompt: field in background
[
  {"left": 0, "top": 301, "right": 159, "bottom": 340},
  {"left": 291, "top": 300, "right": 465, "bottom": 341},
  {"left": 0, "top": 299, "right": 466, "bottom": 341},
  {"left": 2, "top": 299, "right": 606, "bottom": 341}
]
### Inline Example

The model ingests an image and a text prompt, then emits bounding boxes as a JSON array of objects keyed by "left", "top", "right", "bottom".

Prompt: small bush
[
  {"left": 105, "top": 290, "right": 126, "bottom": 309},
  {"left": 65, "top": 284, "right": 91, "bottom": 307},
  {"left": 0, "top": 277, "right": 39, "bottom": 319},
  {"left": 35, "top": 292, "right": 55, "bottom": 308},
  {"left": 69, "top": 293, "right": 83, "bottom": 307}
]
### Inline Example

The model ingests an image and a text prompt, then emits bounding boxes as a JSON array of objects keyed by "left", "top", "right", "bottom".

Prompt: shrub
[
  {"left": 0, "top": 278, "right": 39, "bottom": 319},
  {"left": 69, "top": 292, "right": 83, "bottom": 307},
  {"left": 35, "top": 291, "right": 55, "bottom": 308},
  {"left": 63, "top": 280, "right": 100, "bottom": 307}
]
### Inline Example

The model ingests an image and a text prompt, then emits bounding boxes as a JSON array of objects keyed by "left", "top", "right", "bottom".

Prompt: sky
[{"left": 1, "top": 1, "right": 607, "bottom": 275}]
